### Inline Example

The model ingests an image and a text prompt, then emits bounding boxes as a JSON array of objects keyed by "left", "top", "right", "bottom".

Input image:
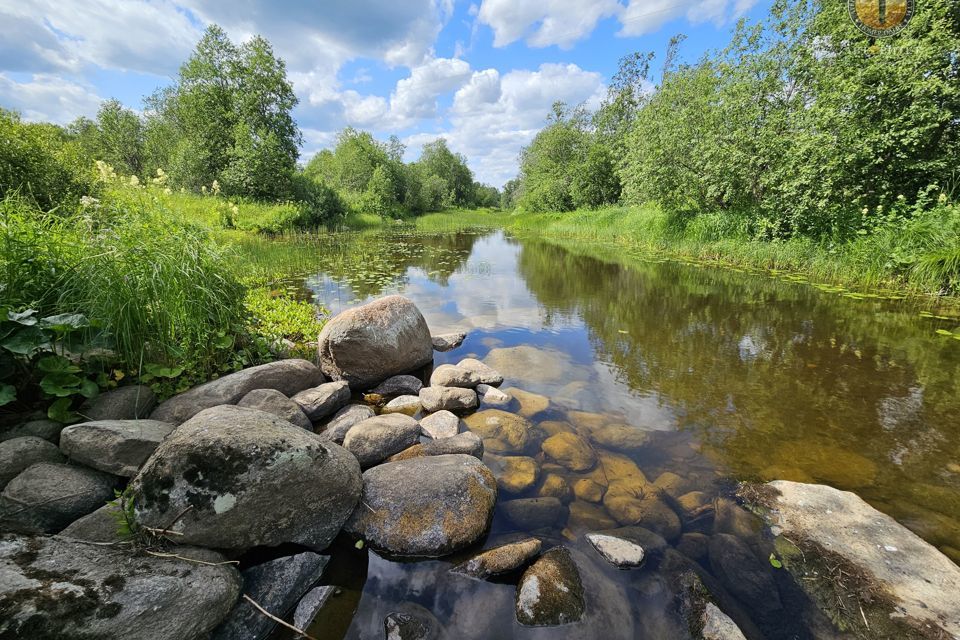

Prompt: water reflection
[{"left": 265, "top": 228, "right": 960, "bottom": 638}]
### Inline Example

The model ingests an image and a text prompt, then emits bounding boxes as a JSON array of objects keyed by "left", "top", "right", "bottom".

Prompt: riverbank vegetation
[{"left": 503, "top": 0, "right": 960, "bottom": 293}]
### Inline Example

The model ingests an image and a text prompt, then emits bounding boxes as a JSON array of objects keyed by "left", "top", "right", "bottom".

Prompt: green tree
[
  {"left": 361, "top": 164, "right": 397, "bottom": 216},
  {"left": 95, "top": 99, "right": 145, "bottom": 177},
  {"left": 416, "top": 138, "right": 474, "bottom": 207}
]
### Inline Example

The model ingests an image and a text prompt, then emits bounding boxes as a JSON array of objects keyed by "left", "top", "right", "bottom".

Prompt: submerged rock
[
  {"left": 484, "top": 346, "right": 568, "bottom": 385},
  {"left": 317, "top": 295, "right": 433, "bottom": 389},
  {"left": 318, "top": 404, "right": 376, "bottom": 444},
  {"left": 0, "top": 436, "right": 64, "bottom": 489},
  {"left": 80, "top": 384, "right": 156, "bottom": 421},
  {"left": 603, "top": 478, "right": 681, "bottom": 541},
  {"left": 541, "top": 432, "right": 597, "bottom": 472},
  {"left": 293, "top": 585, "right": 337, "bottom": 630},
  {"left": 384, "top": 603, "right": 441, "bottom": 640},
  {"left": 291, "top": 380, "right": 351, "bottom": 421},
  {"left": 419, "top": 386, "right": 478, "bottom": 413},
  {"left": 572, "top": 478, "right": 605, "bottom": 503},
  {"left": 369, "top": 374, "right": 424, "bottom": 397},
  {"left": 485, "top": 454, "right": 540, "bottom": 494},
  {"left": 589, "top": 423, "right": 651, "bottom": 450},
  {"left": 759, "top": 480, "right": 960, "bottom": 638},
  {"left": 150, "top": 359, "right": 324, "bottom": 424},
  {"left": 515, "top": 547, "right": 585, "bottom": 626},
  {"left": 432, "top": 332, "right": 467, "bottom": 352},
  {"left": 59, "top": 419, "right": 175, "bottom": 477},
  {"left": 708, "top": 533, "right": 782, "bottom": 615},
  {"left": 537, "top": 473, "right": 573, "bottom": 503},
  {"left": 388, "top": 431, "right": 484, "bottom": 462},
  {"left": 502, "top": 497, "right": 568, "bottom": 530},
  {"left": 503, "top": 387, "right": 550, "bottom": 417},
  {"left": 586, "top": 533, "right": 645, "bottom": 567},
  {"left": 419, "top": 410, "right": 460, "bottom": 439},
  {"left": 464, "top": 409, "right": 537, "bottom": 454},
  {"left": 0, "top": 533, "right": 241, "bottom": 639},
  {"left": 452, "top": 537, "right": 542, "bottom": 579},
  {"left": 430, "top": 364, "right": 482, "bottom": 388},
  {"left": 211, "top": 551, "right": 329, "bottom": 640},
  {"left": 237, "top": 388, "right": 312, "bottom": 429},
  {"left": 457, "top": 358, "right": 504, "bottom": 386},
  {"left": 131, "top": 405, "right": 361, "bottom": 550},
  {"left": 342, "top": 413, "right": 421, "bottom": 468},
  {"left": 345, "top": 454, "right": 497, "bottom": 557},
  {"left": 0, "top": 462, "right": 119, "bottom": 533}
]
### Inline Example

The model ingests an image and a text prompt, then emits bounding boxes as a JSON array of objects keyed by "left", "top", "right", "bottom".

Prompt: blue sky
[{"left": 0, "top": 0, "right": 772, "bottom": 186}]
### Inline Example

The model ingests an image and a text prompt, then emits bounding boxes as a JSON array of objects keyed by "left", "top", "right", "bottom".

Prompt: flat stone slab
[
  {"left": 586, "top": 533, "right": 645, "bottom": 567},
  {"left": 432, "top": 332, "right": 466, "bottom": 352},
  {"left": 763, "top": 480, "right": 960, "bottom": 637}
]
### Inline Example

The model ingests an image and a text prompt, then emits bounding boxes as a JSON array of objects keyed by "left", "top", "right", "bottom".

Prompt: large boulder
[
  {"left": 317, "top": 295, "right": 433, "bottom": 389},
  {"left": 59, "top": 419, "right": 175, "bottom": 477},
  {"left": 345, "top": 454, "right": 497, "bottom": 557},
  {"left": 0, "top": 436, "right": 64, "bottom": 489},
  {"left": 291, "top": 380, "right": 351, "bottom": 422},
  {"left": 80, "top": 384, "right": 156, "bottom": 421},
  {"left": 342, "top": 414, "right": 421, "bottom": 468},
  {"left": 237, "top": 388, "right": 312, "bottom": 429},
  {"left": 0, "top": 534, "right": 241, "bottom": 639},
  {"left": 317, "top": 404, "right": 375, "bottom": 444},
  {"left": 515, "top": 547, "right": 585, "bottom": 626},
  {"left": 0, "top": 462, "right": 119, "bottom": 533},
  {"left": 130, "top": 405, "right": 361, "bottom": 550},
  {"left": 151, "top": 359, "right": 325, "bottom": 424},
  {"left": 759, "top": 480, "right": 960, "bottom": 638},
  {"left": 211, "top": 551, "right": 329, "bottom": 640}
]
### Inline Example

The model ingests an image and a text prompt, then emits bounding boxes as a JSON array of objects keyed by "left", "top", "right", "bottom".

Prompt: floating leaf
[
  {"left": 0, "top": 383, "right": 15, "bottom": 406},
  {"left": 354, "top": 539, "right": 365, "bottom": 550},
  {"left": 769, "top": 553, "right": 783, "bottom": 569},
  {"left": 935, "top": 329, "right": 954, "bottom": 336}
]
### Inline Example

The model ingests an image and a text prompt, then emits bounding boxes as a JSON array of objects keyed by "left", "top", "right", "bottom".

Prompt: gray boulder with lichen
[{"left": 130, "top": 405, "right": 360, "bottom": 551}]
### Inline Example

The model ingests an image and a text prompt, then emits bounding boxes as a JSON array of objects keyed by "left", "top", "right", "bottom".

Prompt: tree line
[
  {"left": 507, "top": 0, "right": 959, "bottom": 240},
  {"left": 2, "top": 25, "right": 499, "bottom": 224}
]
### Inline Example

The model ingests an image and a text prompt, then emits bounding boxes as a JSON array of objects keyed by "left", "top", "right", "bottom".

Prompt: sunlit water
[{"left": 261, "top": 229, "right": 960, "bottom": 639}]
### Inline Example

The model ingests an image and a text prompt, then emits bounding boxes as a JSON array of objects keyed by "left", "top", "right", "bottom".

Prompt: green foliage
[
  {"left": 361, "top": 165, "right": 398, "bottom": 217},
  {"left": 416, "top": 138, "right": 475, "bottom": 207},
  {"left": 244, "top": 287, "right": 326, "bottom": 357},
  {"left": 618, "top": 0, "right": 959, "bottom": 238},
  {"left": 518, "top": 102, "right": 620, "bottom": 212},
  {"left": 0, "top": 109, "right": 97, "bottom": 211},
  {"left": 150, "top": 26, "right": 301, "bottom": 200}
]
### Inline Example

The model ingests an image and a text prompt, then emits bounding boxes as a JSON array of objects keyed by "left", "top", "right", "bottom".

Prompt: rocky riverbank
[{"left": 1, "top": 294, "right": 957, "bottom": 639}]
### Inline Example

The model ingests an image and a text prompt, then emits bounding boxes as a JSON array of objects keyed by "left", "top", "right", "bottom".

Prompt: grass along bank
[{"left": 422, "top": 204, "right": 960, "bottom": 300}]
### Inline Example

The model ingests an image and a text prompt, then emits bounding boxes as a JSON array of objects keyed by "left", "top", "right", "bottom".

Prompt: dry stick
[
  {"left": 243, "top": 594, "right": 318, "bottom": 640},
  {"left": 145, "top": 550, "right": 239, "bottom": 566},
  {"left": 155, "top": 504, "right": 194, "bottom": 538},
  {"left": 859, "top": 603, "right": 870, "bottom": 630}
]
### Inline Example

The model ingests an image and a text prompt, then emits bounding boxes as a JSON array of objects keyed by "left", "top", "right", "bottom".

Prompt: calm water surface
[{"left": 264, "top": 229, "right": 960, "bottom": 639}]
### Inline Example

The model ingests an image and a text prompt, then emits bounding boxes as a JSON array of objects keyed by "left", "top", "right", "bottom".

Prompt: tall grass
[{"left": 1, "top": 190, "right": 249, "bottom": 377}]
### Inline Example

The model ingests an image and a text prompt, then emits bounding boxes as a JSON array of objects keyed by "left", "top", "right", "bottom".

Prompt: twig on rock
[
  {"left": 145, "top": 550, "right": 239, "bottom": 566},
  {"left": 242, "top": 594, "right": 318, "bottom": 640}
]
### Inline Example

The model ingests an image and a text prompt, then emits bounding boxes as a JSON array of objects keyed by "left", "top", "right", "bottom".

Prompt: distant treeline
[
  {"left": 1, "top": 25, "right": 499, "bottom": 225},
  {"left": 505, "top": 0, "right": 959, "bottom": 240}
]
